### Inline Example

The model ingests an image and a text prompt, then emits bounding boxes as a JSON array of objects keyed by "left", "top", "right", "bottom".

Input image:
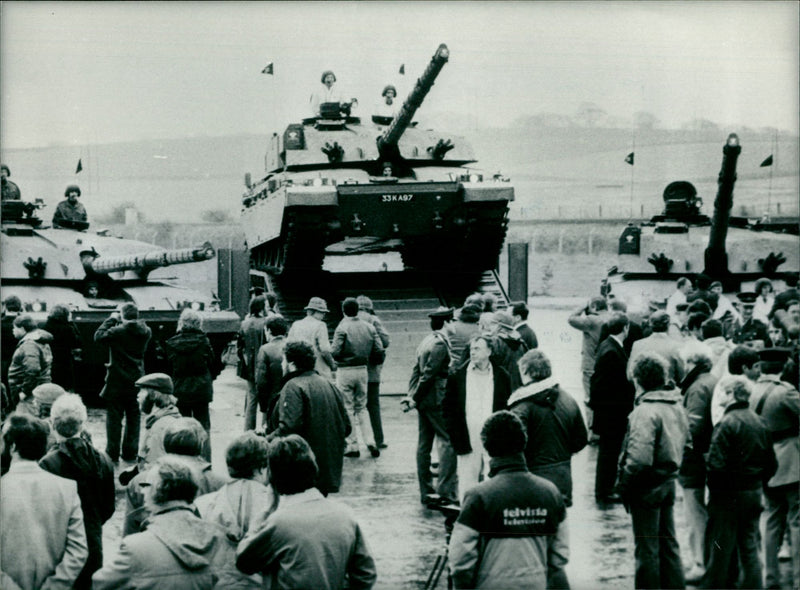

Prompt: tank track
[{"left": 250, "top": 208, "right": 332, "bottom": 275}]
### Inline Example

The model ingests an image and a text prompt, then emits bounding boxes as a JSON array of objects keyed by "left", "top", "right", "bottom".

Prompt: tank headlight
[
  {"left": 31, "top": 301, "right": 45, "bottom": 312},
  {"left": 469, "top": 174, "right": 480, "bottom": 183},
  {"left": 313, "top": 177, "right": 323, "bottom": 187},
  {"left": 191, "top": 301, "right": 203, "bottom": 311}
]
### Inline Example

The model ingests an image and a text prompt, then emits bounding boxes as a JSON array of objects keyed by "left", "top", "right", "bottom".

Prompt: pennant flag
[
  {"left": 399, "top": 64, "right": 405, "bottom": 75},
  {"left": 75, "top": 159, "right": 83, "bottom": 174},
  {"left": 760, "top": 154, "right": 773, "bottom": 167},
  {"left": 261, "top": 62, "right": 273, "bottom": 75},
  {"left": 624, "top": 152, "right": 634, "bottom": 166}
]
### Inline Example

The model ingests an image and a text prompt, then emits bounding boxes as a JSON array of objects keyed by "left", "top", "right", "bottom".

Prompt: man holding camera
[{"left": 94, "top": 303, "right": 151, "bottom": 464}]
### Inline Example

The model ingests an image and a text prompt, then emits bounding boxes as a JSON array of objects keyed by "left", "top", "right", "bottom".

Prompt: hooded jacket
[
  {"left": 195, "top": 479, "right": 278, "bottom": 589},
  {"left": 40, "top": 436, "right": 116, "bottom": 587},
  {"left": 508, "top": 379, "right": 588, "bottom": 506},
  {"left": 93, "top": 503, "right": 228, "bottom": 590},
  {"left": 94, "top": 317, "right": 151, "bottom": 399},
  {"left": 139, "top": 405, "right": 183, "bottom": 467},
  {"left": 7, "top": 328, "right": 53, "bottom": 402},
  {"left": 616, "top": 387, "right": 689, "bottom": 502},
  {"left": 166, "top": 328, "right": 218, "bottom": 405},
  {"left": 124, "top": 456, "right": 228, "bottom": 537}
]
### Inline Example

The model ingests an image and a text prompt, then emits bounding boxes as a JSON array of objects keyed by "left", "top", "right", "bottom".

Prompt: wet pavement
[{"left": 86, "top": 304, "right": 792, "bottom": 589}]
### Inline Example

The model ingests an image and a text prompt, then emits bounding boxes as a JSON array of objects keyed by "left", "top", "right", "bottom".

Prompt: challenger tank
[
  {"left": 240, "top": 43, "right": 514, "bottom": 276},
  {"left": 605, "top": 133, "right": 799, "bottom": 312},
  {"left": 1, "top": 198, "right": 241, "bottom": 400}
]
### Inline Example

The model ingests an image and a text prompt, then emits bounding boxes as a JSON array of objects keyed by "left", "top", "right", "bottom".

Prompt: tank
[
  {"left": 1, "top": 199, "right": 241, "bottom": 400},
  {"left": 605, "top": 133, "right": 799, "bottom": 310},
  {"left": 240, "top": 43, "right": 514, "bottom": 275}
]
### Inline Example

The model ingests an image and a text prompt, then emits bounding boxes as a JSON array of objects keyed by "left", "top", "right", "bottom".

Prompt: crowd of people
[{"left": 0, "top": 269, "right": 798, "bottom": 589}]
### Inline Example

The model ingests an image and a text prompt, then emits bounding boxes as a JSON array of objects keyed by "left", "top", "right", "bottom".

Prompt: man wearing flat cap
[
  {"left": 752, "top": 346, "right": 800, "bottom": 590},
  {"left": 732, "top": 292, "right": 768, "bottom": 348},
  {"left": 135, "top": 373, "right": 181, "bottom": 469},
  {"left": 53, "top": 185, "right": 88, "bottom": 229},
  {"left": 288, "top": 297, "right": 337, "bottom": 380},
  {"left": 405, "top": 306, "right": 458, "bottom": 507},
  {"left": 1, "top": 164, "right": 21, "bottom": 201}
]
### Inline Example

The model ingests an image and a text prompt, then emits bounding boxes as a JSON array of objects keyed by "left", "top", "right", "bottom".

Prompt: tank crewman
[
  {"left": 732, "top": 292, "right": 769, "bottom": 348},
  {"left": 310, "top": 70, "right": 344, "bottom": 117},
  {"left": 52, "top": 185, "right": 87, "bottom": 228},
  {"left": 373, "top": 85, "right": 398, "bottom": 124},
  {"left": 1, "top": 164, "right": 21, "bottom": 200}
]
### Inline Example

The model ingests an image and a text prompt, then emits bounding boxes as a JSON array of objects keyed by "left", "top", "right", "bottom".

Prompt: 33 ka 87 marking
[{"left": 381, "top": 194, "right": 414, "bottom": 202}]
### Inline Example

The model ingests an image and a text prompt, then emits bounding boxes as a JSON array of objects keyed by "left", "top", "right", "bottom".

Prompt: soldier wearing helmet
[
  {"left": 52, "top": 185, "right": 87, "bottom": 229},
  {"left": 1, "top": 164, "right": 21, "bottom": 201},
  {"left": 374, "top": 84, "right": 398, "bottom": 123}
]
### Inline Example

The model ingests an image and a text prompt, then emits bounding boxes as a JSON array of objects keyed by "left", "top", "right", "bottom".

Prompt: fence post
[
  {"left": 588, "top": 231, "right": 594, "bottom": 255},
  {"left": 558, "top": 229, "right": 564, "bottom": 254}
]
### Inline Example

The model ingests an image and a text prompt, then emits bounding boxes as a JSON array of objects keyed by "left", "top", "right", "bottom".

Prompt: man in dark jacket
[
  {"left": 40, "top": 393, "right": 115, "bottom": 590},
  {"left": 255, "top": 315, "right": 288, "bottom": 430},
  {"left": 443, "top": 335, "right": 511, "bottom": 503},
  {"left": 44, "top": 304, "right": 82, "bottom": 392},
  {"left": 510, "top": 301, "right": 539, "bottom": 351},
  {"left": 239, "top": 296, "right": 268, "bottom": 431},
  {"left": 165, "top": 308, "right": 219, "bottom": 457},
  {"left": 270, "top": 340, "right": 351, "bottom": 495},
  {"left": 617, "top": 353, "right": 688, "bottom": 590},
  {"left": 589, "top": 311, "right": 635, "bottom": 503},
  {"left": 677, "top": 341, "right": 718, "bottom": 584},
  {"left": 448, "top": 411, "right": 568, "bottom": 589},
  {"left": 403, "top": 306, "right": 458, "bottom": 506},
  {"left": 94, "top": 302, "right": 151, "bottom": 463},
  {"left": 509, "top": 349, "right": 588, "bottom": 507},
  {"left": 702, "top": 376, "right": 777, "bottom": 590}
]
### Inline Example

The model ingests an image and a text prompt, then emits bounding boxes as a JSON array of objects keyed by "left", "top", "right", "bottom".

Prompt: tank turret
[
  {"left": 606, "top": 132, "right": 797, "bottom": 312},
  {"left": 376, "top": 43, "right": 450, "bottom": 164},
  {"left": 81, "top": 242, "right": 215, "bottom": 279},
  {"left": 704, "top": 133, "right": 741, "bottom": 278}
]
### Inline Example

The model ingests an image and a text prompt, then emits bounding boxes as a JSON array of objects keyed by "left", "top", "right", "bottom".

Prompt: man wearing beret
[
  {"left": 53, "top": 185, "right": 88, "bottom": 228},
  {"left": 732, "top": 292, "right": 768, "bottom": 348},
  {"left": 404, "top": 306, "right": 458, "bottom": 506},
  {"left": 754, "top": 347, "right": 800, "bottom": 590},
  {"left": 1, "top": 164, "right": 21, "bottom": 201},
  {"left": 94, "top": 303, "right": 151, "bottom": 463}
]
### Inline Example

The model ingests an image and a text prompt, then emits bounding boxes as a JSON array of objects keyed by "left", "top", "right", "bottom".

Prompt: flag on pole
[
  {"left": 75, "top": 159, "right": 83, "bottom": 174},
  {"left": 399, "top": 64, "right": 405, "bottom": 75},
  {"left": 624, "top": 152, "right": 634, "bottom": 166},
  {"left": 261, "top": 62, "right": 274, "bottom": 75},
  {"left": 760, "top": 154, "right": 773, "bottom": 167}
]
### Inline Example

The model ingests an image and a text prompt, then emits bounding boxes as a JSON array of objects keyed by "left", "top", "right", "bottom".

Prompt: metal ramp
[{"left": 264, "top": 269, "right": 509, "bottom": 395}]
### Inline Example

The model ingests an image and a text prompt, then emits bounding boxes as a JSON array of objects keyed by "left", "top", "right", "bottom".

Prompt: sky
[{"left": 1, "top": 1, "right": 798, "bottom": 149}]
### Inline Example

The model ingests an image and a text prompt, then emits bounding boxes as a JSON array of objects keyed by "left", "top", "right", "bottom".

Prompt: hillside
[{"left": 1, "top": 126, "right": 797, "bottom": 223}]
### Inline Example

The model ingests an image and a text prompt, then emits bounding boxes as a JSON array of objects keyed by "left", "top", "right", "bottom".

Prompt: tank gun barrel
[
  {"left": 83, "top": 242, "right": 215, "bottom": 276},
  {"left": 377, "top": 43, "right": 449, "bottom": 157},
  {"left": 703, "top": 133, "right": 741, "bottom": 277}
]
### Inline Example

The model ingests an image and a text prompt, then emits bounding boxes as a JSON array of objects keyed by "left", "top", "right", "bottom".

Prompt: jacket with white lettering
[{"left": 448, "top": 454, "right": 568, "bottom": 590}]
